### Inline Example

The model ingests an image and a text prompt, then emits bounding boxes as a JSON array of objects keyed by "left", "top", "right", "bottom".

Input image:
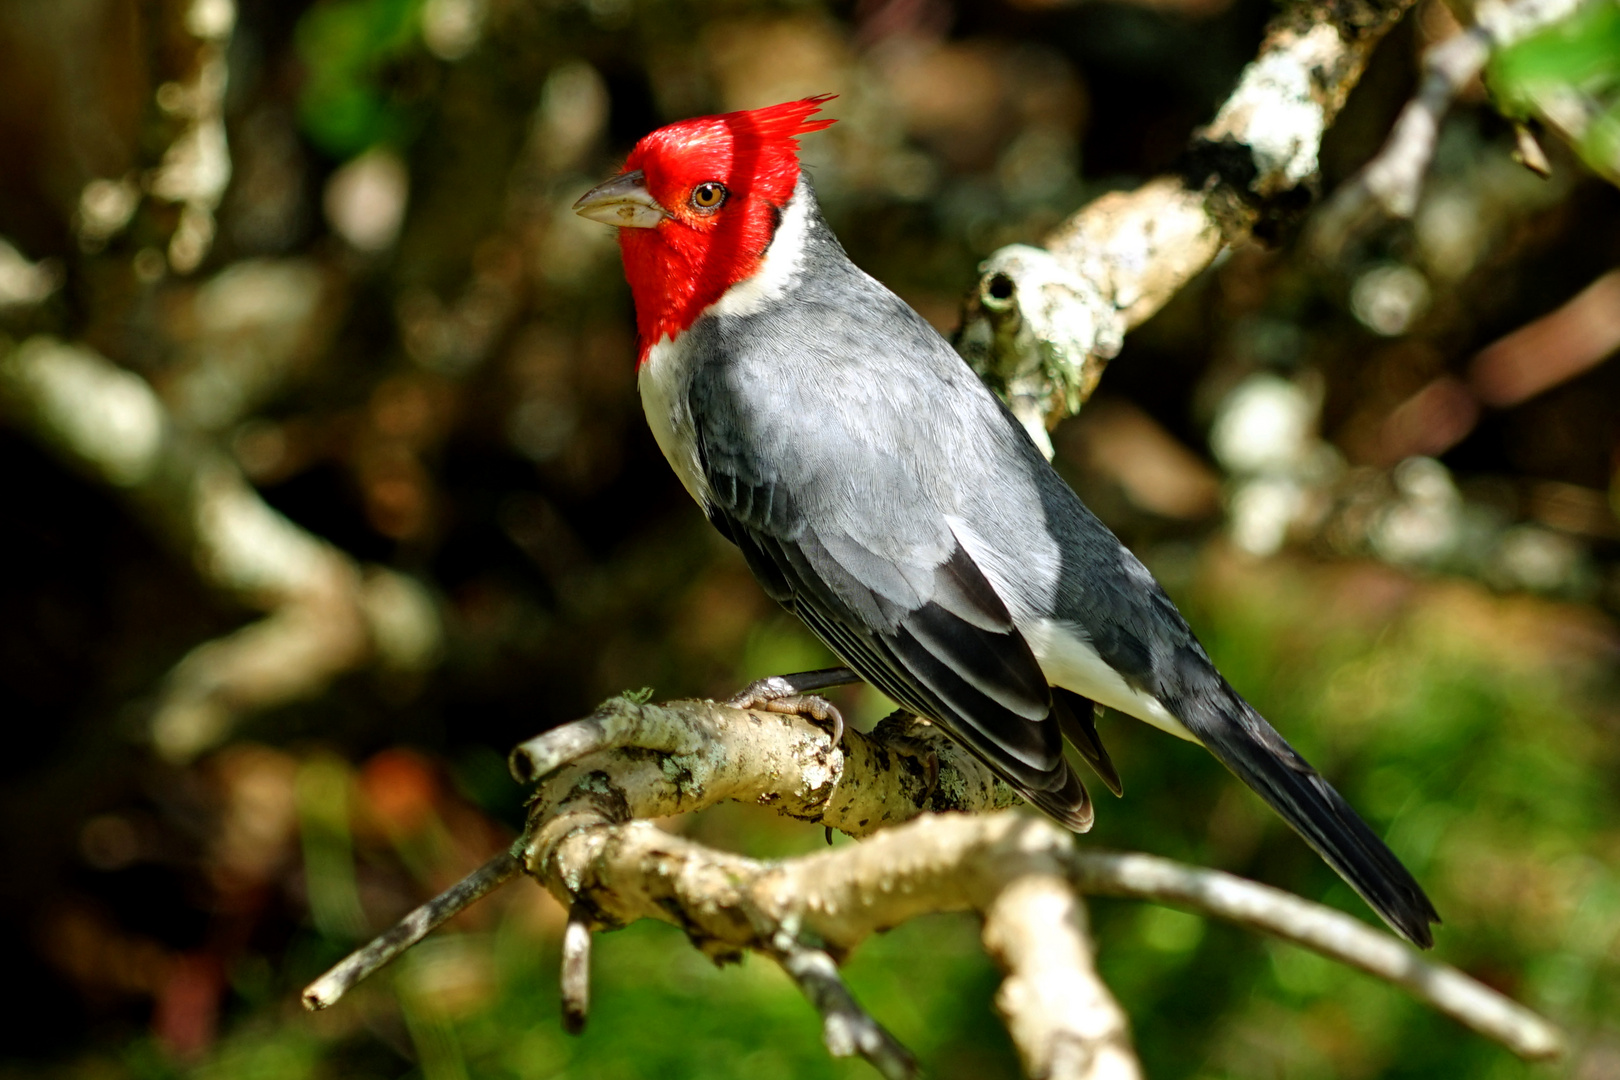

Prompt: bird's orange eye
[{"left": 690, "top": 182, "right": 727, "bottom": 212}]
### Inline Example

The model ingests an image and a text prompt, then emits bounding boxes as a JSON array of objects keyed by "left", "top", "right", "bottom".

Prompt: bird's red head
[{"left": 574, "top": 95, "right": 836, "bottom": 358}]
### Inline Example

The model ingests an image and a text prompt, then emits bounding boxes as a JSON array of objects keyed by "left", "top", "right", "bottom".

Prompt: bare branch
[
  {"left": 560, "top": 904, "right": 592, "bottom": 1034},
  {"left": 1362, "top": 26, "right": 1496, "bottom": 217},
  {"left": 1067, "top": 849, "right": 1565, "bottom": 1061},
  {"left": 957, "top": 0, "right": 1419, "bottom": 447},
  {"left": 302, "top": 850, "right": 521, "bottom": 1011},
  {"left": 768, "top": 935, "right": 918, "bottom": 1080}
]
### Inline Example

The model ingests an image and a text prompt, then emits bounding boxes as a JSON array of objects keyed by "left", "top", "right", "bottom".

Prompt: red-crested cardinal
[{"left": 574, "top": 96, "right": 1439, "bottom": 946}]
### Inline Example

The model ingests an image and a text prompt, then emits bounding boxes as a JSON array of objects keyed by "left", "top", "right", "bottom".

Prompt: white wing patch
[
  {"left": 1022, "top": 618, "right": 1199, "bottom": 743},
  {"left": 945, "top": 515, "right": 1198, "bottom": 744}
]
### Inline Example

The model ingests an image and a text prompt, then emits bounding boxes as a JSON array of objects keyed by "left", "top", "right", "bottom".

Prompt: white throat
[
  {"left": 706, "top": 175, "right": 813, "bottom": 319},
  {"left": 637, "top": 175, "right": 815, "bottom": 509}
]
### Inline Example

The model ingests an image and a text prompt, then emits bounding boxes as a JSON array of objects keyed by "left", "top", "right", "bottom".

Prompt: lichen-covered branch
[
  {"left": 307, "top": 698, "right": 1562, "bottom": 1077},
  {"left": 511, "top": 695, "right": 1019, "bottom": 838},
  {"left": 0, "top": 336, "right": 442, "bottom": 759},
  {"left": 956, "top": 0, "right": 1418, "bottom": 451}
]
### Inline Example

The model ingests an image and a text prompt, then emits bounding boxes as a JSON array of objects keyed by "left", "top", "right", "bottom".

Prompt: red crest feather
[
  {"left": 727, "top": 94, "right": 838, "bottom": 153},
  {"left": 616, "top": 96, "right": 838, "bottom": 356}
]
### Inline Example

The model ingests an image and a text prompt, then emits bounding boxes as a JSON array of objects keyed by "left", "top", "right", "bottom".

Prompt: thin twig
[
  {"left": 1362, "top": 26, "right": 1494, "bottom": 217},
  {"left": 1066, "top": 849, "right": 1564, "bottom": 1060},
  {"left": 0, "top": 337, "right": 442, "bottom": 761},
  {"left": 768, "top": 932, "right": 918, "bottom": 1080},
  {"left": 1318, "top": 0, "right": 1584, "bottom": 240},
  {"left": 561, "top": 904, "right": 593, "bottom": 1034},
  {"left": 302, "top": 850, "right": 522, "bottom": 1010}
]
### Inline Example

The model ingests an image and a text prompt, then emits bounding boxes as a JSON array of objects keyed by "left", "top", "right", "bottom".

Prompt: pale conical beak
[{"left": 572, "top": 170, "right": 668, "bottom": 229}]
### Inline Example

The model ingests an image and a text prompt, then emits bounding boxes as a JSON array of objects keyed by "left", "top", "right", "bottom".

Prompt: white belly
[{"left": 638, "top": 335, "right": 710, "bottom": 507}]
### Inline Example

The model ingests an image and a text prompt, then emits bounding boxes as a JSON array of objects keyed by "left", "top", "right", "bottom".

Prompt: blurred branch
[
  {"left": 0, "top": 238, "right": 64, "bottom": 311},
  {"left": 0, "top": 336, "right": 442, "bottom": 760},
  {"left": 559, "top": 904, "right": 593, "bottom": 1034},
  {"left": 302, "top": 850, "right": 521, "bottom": 1010},
  {"left": 149, "top": 0, "right": 236, "bottom": 272},
  {"left": 957, "top": 0, "right": 1418, "bottom": 453},
  {"left": 767, "top": 935, "right": 918, "bottom": 1080},
  {"left": 981, "top": 862, "right": 1140, "bottom": 1080},
  {"left": 306, "top": 698, "right": 1563, "bottom": 1076},
  {"left": 1315, "top": 0, "right": 1584, "bottom": 241}
]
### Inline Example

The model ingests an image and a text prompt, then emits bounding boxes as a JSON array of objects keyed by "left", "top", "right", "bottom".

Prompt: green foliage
[
  {"left": 1489, "top": 0, "right": 1620, "bottom": 177},
  {"left": 295, "top": 0, "right": 430, "bottom": 157},
  {"left": 1089, "top": 561, "right": 1620, "bottom": 1079},
  {"left": 29, "top": 561, "right": 1596, "bottom": 1080}
]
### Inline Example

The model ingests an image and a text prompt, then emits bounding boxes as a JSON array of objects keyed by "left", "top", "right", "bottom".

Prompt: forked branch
[
  {"left": 304, "top": 697, "right": 1564, "bottom": 1077},
  {"left": 956, "top": 0, "right": 1421, "bottom": 449}
]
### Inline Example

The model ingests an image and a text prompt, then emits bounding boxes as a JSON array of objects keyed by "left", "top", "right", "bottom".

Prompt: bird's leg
[{"left": 726, "top": 666, "right": 859, "bottom": 746}]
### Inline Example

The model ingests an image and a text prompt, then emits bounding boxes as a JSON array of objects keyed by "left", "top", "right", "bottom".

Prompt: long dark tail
[{"left": 1176, "top": 682, "right": 1440, "bottom": 948}]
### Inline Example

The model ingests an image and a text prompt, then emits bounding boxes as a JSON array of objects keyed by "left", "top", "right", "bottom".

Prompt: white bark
[
  {"left": 307, "top": 698, "right": 1565, "bottom": 1076},
  {"left": 956, "top": 0, "right": 1420, "bottom": 443}
]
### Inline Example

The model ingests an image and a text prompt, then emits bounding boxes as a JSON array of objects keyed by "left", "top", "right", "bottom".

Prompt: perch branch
[
  {"left": 956, "top": 0, "right": 1419, "bottom": 451},
  {"left": 309, "top": 700, "right": 1563, "bottom": 1073},
  {"left": 511, "top": 695, "right": 1020, "bottom": 836}
]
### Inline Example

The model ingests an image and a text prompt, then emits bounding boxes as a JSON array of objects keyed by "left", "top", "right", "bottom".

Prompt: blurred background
[{"left": 1, "top": 0, "right": 1618, "bottom": 1076}]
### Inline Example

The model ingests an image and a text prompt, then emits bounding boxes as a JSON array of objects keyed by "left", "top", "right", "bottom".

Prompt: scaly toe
[
  {"left": 725, "top": 675, "right": 796, "bottom": 711},
  {"left": 748, "top": 693, "right": 845, "bottom": 747}
]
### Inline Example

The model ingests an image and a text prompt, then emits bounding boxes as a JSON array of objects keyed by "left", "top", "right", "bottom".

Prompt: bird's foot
[
  {"left": 727, "top": 684, "right": 845, "bottom": 747},
  {"left": 725, "top": 667, "right": 858, "bottom": 746}
]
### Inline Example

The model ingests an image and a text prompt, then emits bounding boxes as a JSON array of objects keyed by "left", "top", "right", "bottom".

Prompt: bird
[{"left": 572, "top": 95, "right": 1440, "bottom": 948}]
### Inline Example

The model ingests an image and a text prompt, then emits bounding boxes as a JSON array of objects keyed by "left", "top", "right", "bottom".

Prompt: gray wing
[{"left": 688, "top": 309, "right": 1094, "bottom": 828}]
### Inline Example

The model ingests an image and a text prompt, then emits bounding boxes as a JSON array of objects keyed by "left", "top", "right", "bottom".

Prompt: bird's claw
[
  {"left": 727, "top": 684, "right": 846, "bottom": 747},
  {"left": 920, "top": 748, "right": 939, "bottom": 803}
]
